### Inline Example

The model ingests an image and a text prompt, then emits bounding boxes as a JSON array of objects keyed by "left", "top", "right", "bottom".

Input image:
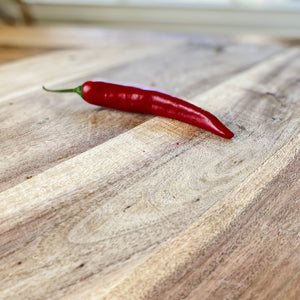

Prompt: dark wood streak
[
  {"left": 0, "top": 101, "right": 150, "bottom": 192},
  {"left": 259, "top": 51, "right": 300, "bottom": 85}
]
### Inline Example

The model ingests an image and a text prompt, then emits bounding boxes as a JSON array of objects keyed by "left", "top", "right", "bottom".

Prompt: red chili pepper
[{"left": 43, "top": 81, "right": 234, "bottom": 139}]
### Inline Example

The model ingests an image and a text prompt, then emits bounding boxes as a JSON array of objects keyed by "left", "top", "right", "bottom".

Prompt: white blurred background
[{"left": 1, "top": 0, "right": 300, "bottom": 37}]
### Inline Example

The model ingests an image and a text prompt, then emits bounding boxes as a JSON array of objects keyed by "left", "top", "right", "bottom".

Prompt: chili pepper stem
[{"left": 43, "top": 85, "right": 83, "bottom": 98}]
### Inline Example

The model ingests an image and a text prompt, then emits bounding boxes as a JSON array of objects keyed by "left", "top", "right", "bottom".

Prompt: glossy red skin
[{"left": 82, "top": 81, "right": 234, "bottom": 139}]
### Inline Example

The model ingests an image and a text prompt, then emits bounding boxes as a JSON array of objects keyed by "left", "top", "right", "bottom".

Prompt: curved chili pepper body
[
  {"left": 82, "top": 81, "right": 234, "bottom": 139},
  {"left": 43, "top": 81, "right": 234, "bottom": 139}
]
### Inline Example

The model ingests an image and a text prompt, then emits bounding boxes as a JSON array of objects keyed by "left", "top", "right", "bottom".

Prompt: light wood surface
[{"left": 0, "top": 26, "right": 299, "bottom": 300}]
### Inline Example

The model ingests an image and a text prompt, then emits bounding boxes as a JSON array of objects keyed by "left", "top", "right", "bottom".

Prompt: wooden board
[
  {"left": 0, "top": 26, "right": 299, "bottom": 300},
  {"left": 0, "top": 26, "right": 227, "bottom": 49},
  {"left": 1, "top": 25, "right": 295, "bottom": 65},
  {"left": 0, "top": 25, "right": 185, "bottom": 65}
]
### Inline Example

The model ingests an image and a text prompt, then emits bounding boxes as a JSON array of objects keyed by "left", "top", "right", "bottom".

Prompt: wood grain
[
  {"left": 0, "top": 40, "right": 281, "bottom": 192},
  {"left": 103, "top": 135, "right": 300, "bottom": 300},
  {"left": 0, "top": 43, "right": 174, "bottom": 102},
  {"left": 0, "top": 27, "right": 299, "bottom": 300},
  {"left": 186, "top": 154, "right": 300, "bottom": 300}
]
